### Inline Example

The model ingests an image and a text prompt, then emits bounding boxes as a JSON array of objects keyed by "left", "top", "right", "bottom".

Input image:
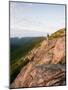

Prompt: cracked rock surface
[{"left": 10, "top": 29, "right": 66, "bottom": 88}]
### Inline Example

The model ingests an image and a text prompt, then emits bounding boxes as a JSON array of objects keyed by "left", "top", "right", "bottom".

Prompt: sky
[{"left": 10, "top": 2, "right": 65, "bottom": 37}]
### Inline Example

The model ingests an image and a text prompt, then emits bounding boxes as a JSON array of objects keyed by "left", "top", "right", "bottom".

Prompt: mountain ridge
[{"left": 10, "top": 28, "right": 66, "bottom": 88}]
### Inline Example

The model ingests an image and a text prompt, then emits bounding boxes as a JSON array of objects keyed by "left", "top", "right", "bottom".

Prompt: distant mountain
[{"left": 10, "top": 37, "right": 46, "bottom": 46}]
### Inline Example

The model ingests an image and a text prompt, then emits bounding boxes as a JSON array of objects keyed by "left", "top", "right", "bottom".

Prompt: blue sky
[{"left": 10, "top": 2, "right": 65, "bottom": 37}]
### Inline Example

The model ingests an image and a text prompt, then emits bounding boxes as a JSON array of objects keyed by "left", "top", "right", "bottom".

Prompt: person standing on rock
[{"left": 47, "top": 33, "right": 49, "bottom": 41}]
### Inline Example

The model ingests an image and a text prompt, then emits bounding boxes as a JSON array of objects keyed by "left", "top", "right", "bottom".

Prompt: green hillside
[
  {"left": 48, "top": 28, "right": 65, "bottom": 40},
  {"left": 10, "top": 37, "right": 46, "bottom": 83}
]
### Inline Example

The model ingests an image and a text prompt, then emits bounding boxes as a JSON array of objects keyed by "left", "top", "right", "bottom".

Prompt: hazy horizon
[{"left": 10, "top": 2, "right": 65, "bottom": 38}]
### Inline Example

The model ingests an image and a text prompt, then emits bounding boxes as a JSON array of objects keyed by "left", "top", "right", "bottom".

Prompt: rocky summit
[{"left": 10, "top": 28, "right": 66, "bottom": 88}]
